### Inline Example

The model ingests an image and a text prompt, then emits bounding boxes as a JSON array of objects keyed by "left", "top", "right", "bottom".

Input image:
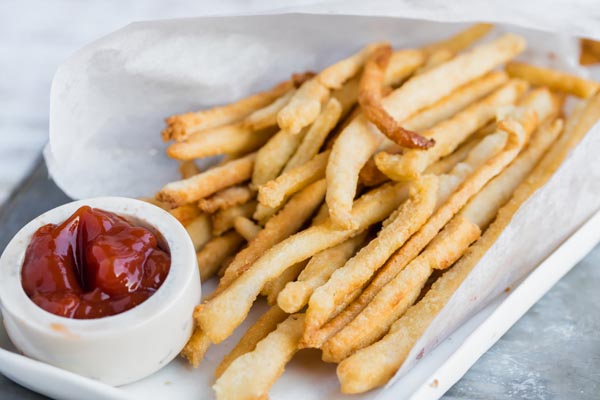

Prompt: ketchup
[{"left": 21, "top": 206, "right": 171, "bottom": 319}]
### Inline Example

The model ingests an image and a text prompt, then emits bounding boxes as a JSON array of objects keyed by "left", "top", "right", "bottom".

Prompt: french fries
[{"left": 151, "top": 24, "right": 599, "bottom": 398}]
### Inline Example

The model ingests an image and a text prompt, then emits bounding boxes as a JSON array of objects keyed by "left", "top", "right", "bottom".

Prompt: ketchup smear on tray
[{"left": 21, "top": 206, "right": 171, "bottom": 319}]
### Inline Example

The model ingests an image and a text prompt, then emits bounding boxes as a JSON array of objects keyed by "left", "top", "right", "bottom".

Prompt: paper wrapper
[{"left": 44, "top": 4, "right": 600, "bottom": 399}]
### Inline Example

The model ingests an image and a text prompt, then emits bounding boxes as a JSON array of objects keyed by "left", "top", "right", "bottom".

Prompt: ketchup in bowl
[{"left": 21, "top": 206, "right": 171, "bottom": 319}]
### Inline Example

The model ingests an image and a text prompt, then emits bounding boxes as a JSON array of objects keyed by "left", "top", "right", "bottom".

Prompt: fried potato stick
[
  {"left": 179, "top": 160, "right": 201, "bottom": 178},
  {"left": 304, "top": 176, "right": 438, "bottom": 339},
  {"left": 197, "top": 182, "right": 409, "bottom": 343},
  {"left": 197, "top": 231, "right": 245, "bottom": 282},
  {"left": 322, "top": 216, "right": 480, "bottom": 362},
  {"left": 277, "top": 78, "right": 331, "bottom": 135},
  {"left": 335, "top": 96, "right": 600, "bottom": 392},
  {"left": 198, "top": 185, "right": 255, "bottom": 213},
  {"left": 319, "top": 43, "right": 388, "bottom": 89},
  {"left": 258, "top": 151, "right": 329, "bottom": 208},
  {"left": 375, "top": 79, "right": 529, "bottom": 181},
  {"left": 327, "top": 35, "right": 525, "bottom": 227},
  {"left": 215, "top": 180, "right": 327, "bottom": 295},
  {"left": 233, "top": 216, "right": 262, "bottom": 241},
  {"left": 185, "top": 214, "right": 212, "bottom": 251},
  {"left": 264, "top": 260, "right": 309, "bottom": 305},
  {"left": 181, "top": 327, "right": 212, "bottom": 368},
  {"left": 168, "top": 204, "right": 201, "bottom": 225},
  {"left": 213, "top": 314, "right": 305, "bottom": 400},
  {"left": 244, "top": 89, "right": 296, "bottom": 130},
  {"left": 215, "top": 306, "right": 289, "bottom": 378},
  {"left": 167, "top": 123, "right": 275, "bottom": 160},
  {"left": 252, "top": 128, "right": 307, "bottom": 186},
  {"left": 423, "top": 23, "right": 494, "bottom": 56},
  {"left": 506, "top": 61, "right": 600, "bottom": 98},
  {"left": 212, "top": 201, "right": 257, "bottom": 236},
  {"left": 158, "top": 153, "right": 255, "bottom": 207},
  {"left": 277, "top": 232, "right": 368, "bottom": 314},
  {"left": 163, "top": 79, "right": 294, "bottom": 142}
]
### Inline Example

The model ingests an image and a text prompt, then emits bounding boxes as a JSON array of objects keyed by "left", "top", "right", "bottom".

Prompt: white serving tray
[{"left": 1, "top": 209, "right": 598, "bottom": 400}]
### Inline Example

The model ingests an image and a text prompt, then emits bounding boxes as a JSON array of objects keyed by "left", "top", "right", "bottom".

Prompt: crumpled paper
[{"left": 44, "top": 3, "right": 600, "bottom": 399}]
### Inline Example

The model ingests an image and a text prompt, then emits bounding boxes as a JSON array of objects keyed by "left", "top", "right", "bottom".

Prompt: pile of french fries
[{"left": 147, "top": 24, "right": 600, "bottom": 399}]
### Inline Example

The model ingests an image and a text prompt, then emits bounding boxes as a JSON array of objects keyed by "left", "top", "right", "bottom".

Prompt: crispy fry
[
  {"left": 258, "top": 151, "right": 329, "bottom": 208},
  {"left": 252, "top": 129, "right": 307, "bottom": 186},
  {"left": 215, "top": 306, "right": 288, "bottom": 378},
  {"left": 169, "top": 204, "right": 201, "bottom": 225},
  {"left": 375, "top": 79, "right": 529, "bottom": 181},
  {"left": 252, "top": 203, "right": 280, "bottom": 226},
  {"left": 277, "top": 79, "right": 331, "bottom": 135},
  {"left": 198, "top": 185, "right": 255, "bottom": 213},
  {"left": 264, "top": 260, "right": 309, "bottom": 305},
  {"left": 213, "top": 314, "right": 304, "bottom": 400},
  {"left": 284, "top": 99, "right": 342, "bottom": 171},
  {"left": 197, "top": 182, "right": 409, "bottom": 343},
  {"left": 167, "top": 123, "right": 275, "bottom": 160},
  {"left": 303, "top": 176, "right": 438, "bottom": 342},
  {"left": 423, "top": 23, "right": 494, "bottom": 56},
  {"left": 277, "top": 232, "right": 368, "bottom": 314},
  {"left": 506, "top": 61, "right": 600, "bottom": 98},
  {"left": 181, "top": 327, "right": 212, "bottom": 368},
  {"left": 179, "top": 160, "right": 201, "bottom": 179},
  {"left": 383, "top": 49, "right": 426, "bottom": 86},
  {"left": 158, "top": 153, "right": 255, "bottom": 207},
  {"left": 163, "top": 79, "right": 293, "bottom": 142},
  {"left": 322, "top": 216, "right": 480, "bottom": 362},
  {"left": 360, "top": 44, "right": 434, "bottom": 149},
  {"left": 185, "top": 214, "right": 212, "bottom": 251},
  {"left": 212, "top": 201, "right": 257, "bottom": 236},
  {"left": 424, "top": 136, "right": 481, "bottom": 175},
  {"left": 244, "top": 90, "right": 296, "bottom": 130},
  {"left": 197, "top": 231, "right": 245, "bottom": 281},
  {"left": 319, "top": 43, "right": 388, "bottom": 89},
  {"left": 233, "top": 216, "right": 261, "bottom": 241},
  {"left": 215, "top": 180, "right": 327, "bottom": 295}
]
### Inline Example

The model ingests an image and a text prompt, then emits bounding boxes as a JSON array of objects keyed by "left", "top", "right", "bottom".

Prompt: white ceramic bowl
[{"left": 0, "top": 197, "right": 201, "bottom": 386}]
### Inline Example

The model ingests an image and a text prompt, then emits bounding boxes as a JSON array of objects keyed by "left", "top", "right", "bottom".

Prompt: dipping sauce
[{"left": 21, "top": 206, "right": 171, "bottom": 319}]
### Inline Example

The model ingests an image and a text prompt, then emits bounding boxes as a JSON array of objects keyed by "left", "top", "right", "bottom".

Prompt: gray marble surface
[{"left": 0, "top": 161, "right": 599, "bottom": 399}]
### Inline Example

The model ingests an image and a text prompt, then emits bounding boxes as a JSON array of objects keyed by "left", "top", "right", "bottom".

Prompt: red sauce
[{"left": 21, "top": 206, "right": 171, "bottom": 319}]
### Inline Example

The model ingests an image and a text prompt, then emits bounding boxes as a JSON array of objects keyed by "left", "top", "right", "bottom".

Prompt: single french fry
[
  {"left": 185, "top": 214, "right": 212, "bottom": 251},
  {"left": 197, "top": 231, "right": 245, "bottom": 281},
  {"left": 163, "top": 79, "right": 294, "bottom": 142},
  {"left": 375, "top": 79, "right": 529, "bottom": 181},
  {"left": 181, "top": 327, "right": 212, "bottom": 368},
  {"left": 335, "top": 96, "right": 600, "bottom": 392},
  {"left": 252, "top": 203, "right": 280, "bottom": 226},
  {"left": 424, "top": 136, "right": 481, "bottom": 175},
  {"left": 277, "top": 79, "right": 331, "bottom": 135},
  {"left": 284, "top": 99, "right": 342, "bottom": 171},
  {"left": 506, "top": 61, "right": 600, "bottom": 98},
  {"left": 198, "top": 185, "right": 255, "bottom": 213},
  {"left": 233, "top": 216, "right": 261, "bottom": 241},
  {"left": 158, "top": 153, "right": 255, "bottom": 207},
  {"left": 383, "top": 49, "right": 426, "bottom": 87},
  {"left": 423, "top": 23, "right": 494, "bottom": 56},
  {"left": 212, "top": 201, "right": 257, "bottom": 236},
  {"left": 244, "top": 90, "right": 296, "bottom": 130},
  {"left": 213, "top": 314, "right": 305, "bottom": 400},
  {"left": 197, "top": 182, "right": 409, "bottom": 343},
  {"left": 167, "top": 123, "right": 275, "bottom": 160},
  {"left": 318, "top": 43, "right": 388, "bottom": 89},
  {"left": 179, "top": 160, "right": 201, "bottom": 178},
  {"left": 215, "top": 180, "right": 327, "bottom": 295},
  {"left": 303, "top": 176, "right": 438, "bottom": 341},
  {"left": 215, "top": 306, "right": 289, "bottom": 378},
  {"left": 169, "top": 204, "right": 202, "bottom": 225},
  {"left": 322, "top": 216, "right": 480, "bottom": 362},
  {"left": 264, "top": 260, "right": 309, "bottom": 305},
  {"left": 277, "top": 232, "right": 368, "bottom": 314},
  {"left": 252, "top": 128, "right": 307, "bottom": 186},
  {"left": 259, "top": 151, "right": 329, "bottom": 208}
]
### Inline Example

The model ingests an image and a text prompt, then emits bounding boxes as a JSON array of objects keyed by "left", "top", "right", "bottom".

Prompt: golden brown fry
[
  {"left": 158, "top": 153, "right": 255, "bottom": 207},
  {"left": 359, "top": 44, "right": 434, "bottom": 149},
  {"left": 252, "top": 203, "right": 280, "bottom": 226},
  {"left": 277, "top": 232, "right": 368, "bottom": 314},
  {"left": 197, "top": 182, "right": 409, "bottom": 343},
  {"left": 423, "top": 23, "right": 494, "bottom": 56},
  {"left": 168, "top": 204, "right": 201, "bottom": 225},
  {"left": 215, "top": 180, "right": 327, "bottom": 295},
  {"left": 167, "top": 123, "right": 275, "bottom": 160},
  {"left": 233, "top": 216, "right": 261, "bottom": 241},
  {"left": 212, "top": 201, "right": 257, "bottom": 236},
  {"left": 319, "top": 43, "right": 388, "bottom": 89},
  {"left": 383, "top": 49, "right": 426, "bottom": 86},
  {"left": 264, "top": 260, "right": 309, "bottom": 305},
  {"left": 181, "top": 327, "right": 212, "bottom": 368},
  {"left": 185, "top": 214, "right": 212, "bottom": 251},
  {"left": 580, "top": 38, "right": 600, "bottom": 66},
  {"left": 258, "top": 151, "right": 329, "bottom": 209},
  {"left": 284, "top": 99, "right": 342, "bottom": 171},
  {"left": 197, "top": 231, "right": 245, "bottom": 282},
  {"left": 303, "top": 176, "right": 438, "bottom": 342},
  {"left": 322, "top": 216, "right": 480, "bottom": 362},
  {"left": 252, "top": 128, "right": 307, "bottom": 186},
  {"left": 179, "top": 160, "right": 201, "bottom": 179},
  {"left": 213, "top": 314, "right": 304, "bottom": 400},
  {"left": 163, "top": 79, "right": 293, "bottom": 142},
  {"left": 244, "top": 90, "right": 296, "bottom": 130},
  {"left": 215, "top": 306, "right": 289, "bottom": 378},
  {"left": 277, "top": 79, "right": 330, "bottom": 135},
  {"left": 198, "top": 185, "right": 255, "bottom": 214},
  {"left": 506, "top": 61, "right": 600, "bottom": 98},
  {"left": 424, "top": 136, "right": 481, "bottom": 175}
]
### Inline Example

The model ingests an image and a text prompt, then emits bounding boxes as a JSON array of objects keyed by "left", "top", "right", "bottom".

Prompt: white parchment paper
[{"left": 44, "top": 3, "right": 600, "bottom": 399}]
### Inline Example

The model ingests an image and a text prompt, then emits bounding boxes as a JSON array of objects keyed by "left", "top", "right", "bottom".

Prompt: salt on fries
[{"left": 150, "top": 24, "right": 600, "bottom": 399}]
